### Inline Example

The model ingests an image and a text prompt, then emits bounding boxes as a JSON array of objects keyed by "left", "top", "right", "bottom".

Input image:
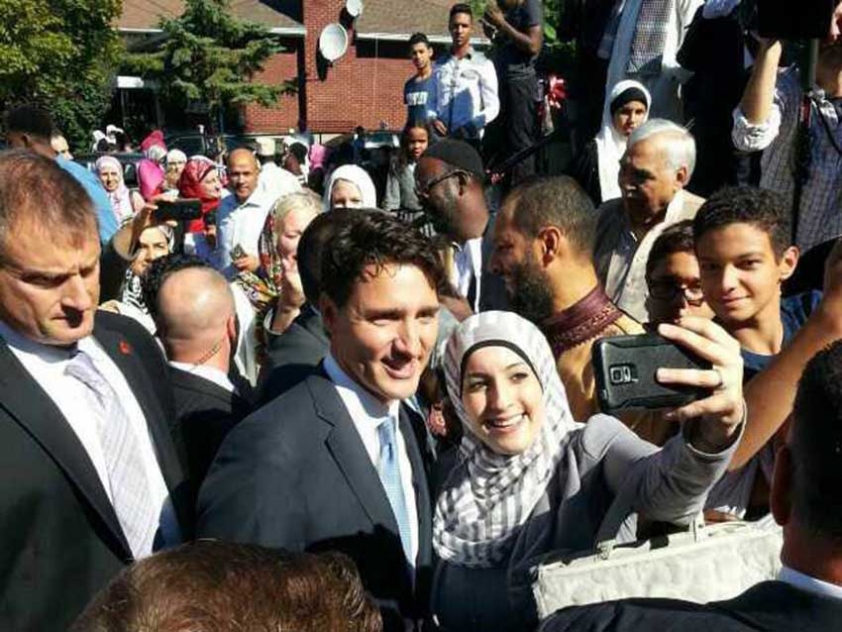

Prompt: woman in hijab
[
  {"left": 567, "top": 80, "right": 651, "bottom": 205},
  {"left": 431, "top": 311, "right": 745, "bottom": 631},
  {"left": 322, "top": 164, "right": 377, "bottom": 211},
  {"left": 164, "top": 149, "right": 188, "bottom": 193},
  {"left": 95, "top": 155, "right": 145, "bottom": 224},
  {"left": 137, "top": 130, "right": 168, "bottom": 200},
  {"left": 177, "top": 156, "right": 223, "bottom": 260}
]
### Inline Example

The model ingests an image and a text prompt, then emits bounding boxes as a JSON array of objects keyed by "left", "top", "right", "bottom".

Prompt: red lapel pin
[{"left": 119, "top": 340, "right": 132, "bottom": 355}]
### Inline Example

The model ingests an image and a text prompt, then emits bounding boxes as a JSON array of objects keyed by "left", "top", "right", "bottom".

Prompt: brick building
[{"left": 119, "top": 0, "right": 477, "bottom": 134}]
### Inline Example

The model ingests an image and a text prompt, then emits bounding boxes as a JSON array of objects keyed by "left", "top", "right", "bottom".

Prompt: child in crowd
[
  {"left": 383, "top": 120, "right": 432, "bottom": 214},
  {"left": 693, "top": 186, "right": 821, "bottom": 382},
  {"left": 645, "top": 220, "right": 715, "bottom": 326},
  {"left": 694, "top": 186, "right": 821, "bottom": 518}
]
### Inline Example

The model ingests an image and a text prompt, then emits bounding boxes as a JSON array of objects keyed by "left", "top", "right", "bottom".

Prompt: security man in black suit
[
  {"left": 198, "top": 211, "right": 447, "bottom": 631},
  {"left": 154, "top": 266, "right": 254, "bottom": 489},
  {"left": 543, "top": 340, "right": 842, "bottom": 632},
  {"left": 0, "top": 150, "right": 191, "bottom": 630}
]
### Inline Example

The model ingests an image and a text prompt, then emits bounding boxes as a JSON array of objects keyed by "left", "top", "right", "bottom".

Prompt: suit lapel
[
  {"left": 308, "top": 373, "right": 399, "bottom": 534},
  {"left": 0, "top": 340, "right": 131, "bottom": 557}
]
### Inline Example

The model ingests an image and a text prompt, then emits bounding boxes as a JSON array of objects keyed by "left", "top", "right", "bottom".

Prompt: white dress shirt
[
  {"left": 258, "top": 161, "right": 302, "bottom": 201},
  {"left": 430, "top": 48, "right": 500, "bottom": 139},
  {"left": 0, "top": 321, "right": 178, "bottom": 554},
  {"left": 216, "top": 189, "right": 275, "bottom": 279},
  {"left": 451, "top": 237, "right": 484, "bottom": 312},
  {"left": 323, "top": 353, "right": 420, "bottom": 565},
  {"left": 169, "top": 361, "right": 235, "bottom": 394},
  {"left": 779, "top": 566, "right": 842, "bottom": 601}
]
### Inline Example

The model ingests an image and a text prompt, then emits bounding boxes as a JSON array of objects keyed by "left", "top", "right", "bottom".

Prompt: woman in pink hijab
[{"left": 137, "top": 130, "right": 167, "bottom": 200}]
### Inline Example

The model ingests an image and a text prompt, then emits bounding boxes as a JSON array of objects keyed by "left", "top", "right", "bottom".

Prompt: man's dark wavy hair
[{"left": 320, "top": 209, "right": 448, "bottom": 309}]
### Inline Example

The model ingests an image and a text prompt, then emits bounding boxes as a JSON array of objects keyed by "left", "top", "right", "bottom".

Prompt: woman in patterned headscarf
[
  {"left": 177, "top": 156, "right": 223, "bottom": 262},
  {"left": 431, "top": 311, "right": 745, "bottom": 631}
]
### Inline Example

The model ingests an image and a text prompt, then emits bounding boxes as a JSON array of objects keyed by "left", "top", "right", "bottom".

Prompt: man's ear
[
  {"left": 320, "top": 295, "right": 338, "bottom": 336},
  {"left": 674, "top": 165, "right": 689, "bottom": 189},
  {"left": 778, "top": 245, "right": 800, "bottom": 282},
  {"left": 770, "top": 442, "right": 794, "bottom": 528},
  {"left": 537, "top": 226, "right": 563, "bottom": 267}
]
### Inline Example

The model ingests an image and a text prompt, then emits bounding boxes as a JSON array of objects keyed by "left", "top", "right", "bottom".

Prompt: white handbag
[{"left": 530, "top": 469, "right": 783, "bottom": 621}]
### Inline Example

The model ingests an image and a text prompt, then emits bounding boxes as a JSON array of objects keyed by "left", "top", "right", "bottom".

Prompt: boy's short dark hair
[
  {"left": 693, "top": 186, "right": 792, "bottom": 257},
  {"left": 646, "top": 220, "right": 696, "bottom": 280},
  {"left": 321, "top": 209, "right": 448, "bottom": 309},
  {"left": 408, "top": 32, "right": 430, "bottom": 48},
  {"left": 450, "top": 3, "right": 473, "bottom": 21}
]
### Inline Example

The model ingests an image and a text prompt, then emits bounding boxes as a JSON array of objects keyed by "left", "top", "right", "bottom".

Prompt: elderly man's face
[
  {"left": 619, "top": 136, "right": 685, "bottom": 227},
  {"left": 0, "top": 219, "right": 100, "bottom": 346}
]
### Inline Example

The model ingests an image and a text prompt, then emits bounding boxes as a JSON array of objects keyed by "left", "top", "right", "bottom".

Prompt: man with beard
[
  {"left": 490, "top": 176, "right": 672, "bottom": 444},
  {"left": 415, "top": 138, "right": 507, "bottom": 314},
  {"left": 594, "top": 119, "right": 703, "bottom": 322}
]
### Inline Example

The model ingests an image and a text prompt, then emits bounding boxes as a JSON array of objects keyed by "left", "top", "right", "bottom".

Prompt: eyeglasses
[
  {"left": 415, "top": 169, "right": 470, "bottom": 201},
  {"left": 648, "top": 281, "right": 706, "bottom": 305}
]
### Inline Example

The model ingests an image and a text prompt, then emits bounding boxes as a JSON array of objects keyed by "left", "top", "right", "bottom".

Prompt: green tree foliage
[
  {"left": 0, "top": 0, "right": 122, "bottom": 149},
  {"left": 125, "top": 0, "right": 293, "bottom": 132}
]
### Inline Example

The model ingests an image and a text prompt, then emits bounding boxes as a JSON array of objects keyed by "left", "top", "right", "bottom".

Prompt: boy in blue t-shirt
[
  {"left": 404, "top": 33, "right": 435, "bottom": 125},
  {"left": 694, "top": 186, "right": 820, "bottom": 382},
  {"left": 693, "top": 186, "right": 819, "bottom": 517}
]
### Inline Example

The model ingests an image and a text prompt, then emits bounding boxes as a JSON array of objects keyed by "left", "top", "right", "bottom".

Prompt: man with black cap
[{"left": 415, "top": 138, "right": 507, "bottom": 314}]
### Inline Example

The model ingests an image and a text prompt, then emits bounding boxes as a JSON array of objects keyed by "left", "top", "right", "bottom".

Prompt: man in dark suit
[
  {"left": 154, "top": 266, "right": 253, "bottom": 489},
  {"left": 259, "top": 208, "right": 361, "bottom": 403},
  {"left": 0, "top": 150, "right": 191, "bottom": 630},
  {"left": 198, "top": 211, "right": 447, "bottom": 631},
  {"left": 542, "top": 340, "right": 842, "bottom": 632}
]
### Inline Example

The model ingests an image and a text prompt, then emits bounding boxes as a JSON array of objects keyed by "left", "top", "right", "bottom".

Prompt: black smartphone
[
  {"left": 592, "top": 333, "right": 712, "bottom": 412},
  {"left": 155, "top": 199, "right": 202, "bottom": 222}
]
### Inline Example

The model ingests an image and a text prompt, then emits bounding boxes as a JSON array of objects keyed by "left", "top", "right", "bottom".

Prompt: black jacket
[
  {"left": 0, "top": 311, "right": 192, "bottom": 631},
  {"left": 541, "top": 580, "right": 842, "bottom": 632},
  {"left": 198, "top": 368, "right": 435, "bottom": 631}
]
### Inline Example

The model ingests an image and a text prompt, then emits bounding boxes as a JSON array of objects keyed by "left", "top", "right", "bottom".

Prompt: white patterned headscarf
[{"left": 433, "top": 311, "right": 583, "bottom": 568}]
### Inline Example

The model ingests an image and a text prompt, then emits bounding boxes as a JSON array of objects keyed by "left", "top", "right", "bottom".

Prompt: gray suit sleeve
[{"left": 583, "top": 414, "right": 739, "bottom": 527}]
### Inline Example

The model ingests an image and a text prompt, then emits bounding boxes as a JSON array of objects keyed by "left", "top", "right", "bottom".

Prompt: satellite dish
[
  {"left": 319, "top": 24, "right": 349, "bottom": 63},
  {"left": 345, "top": 0, "right": 365, "bottom": 17}
]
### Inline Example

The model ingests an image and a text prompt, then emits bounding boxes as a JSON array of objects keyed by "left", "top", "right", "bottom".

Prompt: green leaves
[
  {"left": 0, "top": 0, "right": 121, "bottom": 149},
  {"left": 130, "top": 0, "right": 292, "bottom": 131}
]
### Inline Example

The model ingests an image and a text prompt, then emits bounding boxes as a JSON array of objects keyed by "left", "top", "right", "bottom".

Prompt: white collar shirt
[
  {"left": 0, "top": 321, "right": 179, "bottom": 555},
  {"left": 216, "top": 188, "right": 274, "bottom": 279},
  {"left": 451, "top": 237, "right": 484, "bottom": 312},
  {"left": 169, "top": 361, "right": 236, "bottom": 394},
  {"left": 432, "top": 47, "right": 500, "bottom": 139},
  {"left": 322, "top": 353, "right": 419, "bottom": 566},
  {"left": 779, "top": 565, "right": 842, "bottom": 601}
]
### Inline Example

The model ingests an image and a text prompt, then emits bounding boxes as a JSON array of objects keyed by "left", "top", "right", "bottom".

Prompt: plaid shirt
[{"left": 733, "top": 66, "right": 842, "bottom": 252}]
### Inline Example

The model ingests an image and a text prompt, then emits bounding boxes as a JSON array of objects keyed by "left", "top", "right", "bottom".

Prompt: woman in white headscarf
[
  {"left": 95, "top": 155, "right": 145, "bottom": 224},
  {"left": 322, "top": 164, "right": 377, "bottom": 211},
  {"left": 431, "top": 311, "right": 745, "bottom": 631},
  {"left": 567, "top": 80, "right": 651, "bottom": 205}
]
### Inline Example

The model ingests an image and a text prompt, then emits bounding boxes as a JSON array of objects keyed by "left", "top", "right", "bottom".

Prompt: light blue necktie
[{"left": 377, "top": 415, "right": 413, "bottom": 566}]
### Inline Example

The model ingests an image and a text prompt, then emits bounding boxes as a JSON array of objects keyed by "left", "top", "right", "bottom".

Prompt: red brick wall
[
  {"left": 243, "top": 41, "right": 302, "bottom": 134},
  {"left": 244, "top": 1, "right": 415, "bottom": 134}
]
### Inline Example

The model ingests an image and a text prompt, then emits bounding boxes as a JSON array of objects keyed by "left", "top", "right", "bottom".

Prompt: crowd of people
[{"left": 2, "top": 0, "right": 842, "bottom": 631}]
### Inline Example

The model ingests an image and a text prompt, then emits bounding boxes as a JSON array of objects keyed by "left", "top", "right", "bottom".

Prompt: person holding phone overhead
[{"left": 431, "top": 310, "right": 745, "bottom": 631}]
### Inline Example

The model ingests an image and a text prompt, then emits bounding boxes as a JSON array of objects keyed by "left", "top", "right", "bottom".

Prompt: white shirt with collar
[
  {"left": 169, "top": 361, "right": 236, "bottom": 394},
  {"left": 779, "top": 565, "right": 842, "bottom": 601},
  {"left": 216, "top": 188, "right": 275, "bottom": 279},
  {"left": 451, "top": 237, "right": 484, "bottom": 312},
  {"left": 431, "top": 47, "right": 500, "bottom": 139},
  {"left": 322, "top": 353, "right": 420, "bottom": 566},
  {"left": 0, "top": 321, "right": 178, "bottom": 555}
]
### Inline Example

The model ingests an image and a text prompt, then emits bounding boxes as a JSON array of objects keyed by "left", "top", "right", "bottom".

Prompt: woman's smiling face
[{"left": 461, "top": 345, "right": 545, "bottom": 456}]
